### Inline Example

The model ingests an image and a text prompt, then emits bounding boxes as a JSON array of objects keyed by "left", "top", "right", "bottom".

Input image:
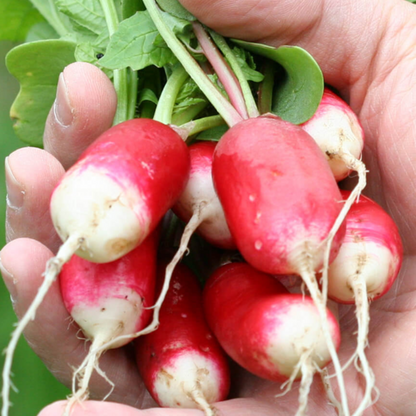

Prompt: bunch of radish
[{"left": 1, "top": 1, "right": 404, "bottom": 416}]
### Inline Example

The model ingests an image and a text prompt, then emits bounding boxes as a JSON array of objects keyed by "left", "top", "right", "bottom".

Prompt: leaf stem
[
  {"left": 208, "top": 29, "right": 259, "bottom": 118},
  {"left": 180, "top": 114, "right": 225, "bottom": 137},
  {"left": 258, "top": 60, "right": 276, "bottom": 114},
  {"left": 142, "top": 0, "right": 243, "bottom": 127},
  {"left": 100, "top": 0, "right": 129, "bottom": 124},
  {"left": 192, "top": 23, "right": 249, "bottom": 120},
  {"left": 153, "top": 65, "right": 189, "bottom": 124},
  {"left": 127, "top": 69, "right": 138, "bottom": 120}
]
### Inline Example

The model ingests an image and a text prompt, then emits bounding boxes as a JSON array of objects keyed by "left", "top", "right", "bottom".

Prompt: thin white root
[
  {"left": 189, "top": 381, "right": 216, "bottom": 416},
  {"left": 321, "top": 153, "right": 367, "bottom": 303},
  {"left": 295, "top": 354, "right": 315, "bottom": 416},
  {"left": 347, "top": 279, "right": 377, "bottom": 416},
  {"left": 320, "top": 368, "right": 344, "bottom": 415},
  {"left": 88, "top": 205, "right": 205, "bottom": 356},
  {"left": 298, "top": 250, "right": 350, "bottom": 416},
  {"left": 2, "top": 235, "right": 81, "bottom": 416},
  {"left": 64, "top": 337, "right": 114, "bottom": 416}
]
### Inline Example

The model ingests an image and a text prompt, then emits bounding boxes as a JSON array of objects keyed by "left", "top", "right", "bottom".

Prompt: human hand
[{"left": 3, "top": 0, "right": 416, "bottom": 415}]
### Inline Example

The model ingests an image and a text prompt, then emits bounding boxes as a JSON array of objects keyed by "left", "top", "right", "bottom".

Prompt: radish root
[
  {"left": 321, "top": 154, "right": 367, "bottom": 303},
  {"left": 189, "top": 380, "right": 217, "bottom": 416},
  {"left": 296, "top": 244, "right": 350, "bottom": 416}
]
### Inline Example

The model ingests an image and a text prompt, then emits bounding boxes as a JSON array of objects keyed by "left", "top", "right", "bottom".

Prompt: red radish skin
[
  {"left": 212, "top": 115, "right": 350, "bottom": 414},
  {"left": 327, "top": 190, "right": 403, "bottom": 415},
  {"left": 135, "top": 262, "right": 230, "bottom": 415},
  {"left": 2, "top": 118, "right": 190, "bottom": 416},
  {"left": 60, "top": 230, "right": 159, "bottom": 415},
  {"left": 212, "top": 115, "right": 345, "bottom": 276},
  {"left": 203, "top": 262, "right": 340, "bottom": 414},
  {"left": 173, "top": 141, "right": 236, "bottom": 250}
]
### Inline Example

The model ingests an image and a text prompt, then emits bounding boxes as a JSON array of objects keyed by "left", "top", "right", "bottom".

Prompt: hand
[{"left": 3, "top": 0, "right": 416, "bottom": 415}]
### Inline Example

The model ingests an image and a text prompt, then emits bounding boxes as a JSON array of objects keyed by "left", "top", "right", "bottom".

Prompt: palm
[{"left": 3, "top": 0, "right": 416, "bottom": 415}]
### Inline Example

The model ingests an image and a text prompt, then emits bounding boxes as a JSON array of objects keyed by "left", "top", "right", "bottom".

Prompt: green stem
[
  {"left": 180, "top": 114, "right": 225, "bottom": 136},
  {"left": 153, "top": 65, "right": 189, "bottom": 124},
  {"left": 142, "top": 0, "right": 243, "bottom": 127},
  {"left": 209, "top": 30, "right": 259, "bottom": 118},
  {"left": 127, "top": 69, "right": 138, "bottom": 120},
  {"left": 100, "top": 0, "right": 129, "bottom": 124},
  {"left": 258, "top": 60, "right": 275, "bottom": 114}
]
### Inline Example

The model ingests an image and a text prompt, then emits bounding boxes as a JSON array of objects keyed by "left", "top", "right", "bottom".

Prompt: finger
[
  {"left": 0, "top": 238, "right": 151, "bottom": 407},
  {"left": 37, "top": 398, "right": 281, "bottom": 416},
  {"left": 43, "top": 62, "right": 117, "bottom": 170},
  {"left": 5, "top": 147, "right": 64, "bottom": 252}
]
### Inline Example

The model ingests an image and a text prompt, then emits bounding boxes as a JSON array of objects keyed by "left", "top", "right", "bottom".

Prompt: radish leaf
[
  {"left": 0, "top": 0, "right": 45, "bottom": 42},
  {"left": 99, "top": 11, "right": 177, "bottom": 70},
  {"left": 231, "top": 39, "right": 323, "bottom": 124},
  {"left": 6, "top": 40, "right": 76, "bottom": 146}
]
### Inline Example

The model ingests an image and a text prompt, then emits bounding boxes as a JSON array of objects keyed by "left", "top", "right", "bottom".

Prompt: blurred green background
[{"left": 0, "top": 41, "right": 70, "bottom": 415}]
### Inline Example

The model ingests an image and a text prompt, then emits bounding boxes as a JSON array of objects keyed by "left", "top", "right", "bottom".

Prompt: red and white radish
[
  {"left": 301, "top": 87, "right": 364, "bottom": 183},
  {"left": 138, "top": 141, "right": 236, "bottom": 359},
  {"left": 135, "top": 261, "right": 230, "bottom": 415},
  {"left": 203, "top": 262, "right": 341, "bottom": 415},
  {"left": 301, "top": 88, "right": 367, "bottom": 303},
  {"left": 60, "top": 229, "right": 159, "bottom": 415},
  {"left": 211, "top": 114, "right": 350, "bottom": 414},
  {"left": 173, "top": 141, "right": 235, "bottom": 250},
  {"left": 327, "top": 190, "right": 403, "bottom": 414},
  {"left": 2, "top": 118, "right": 190, "bottom": 412}
]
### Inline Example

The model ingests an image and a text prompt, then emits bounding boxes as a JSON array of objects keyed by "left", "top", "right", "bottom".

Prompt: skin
[{"left": 1, "top": 0, "right": 416, "bottom": 414}]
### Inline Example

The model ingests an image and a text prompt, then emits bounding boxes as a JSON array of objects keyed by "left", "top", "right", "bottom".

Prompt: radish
[
  {"left": 211, "top": 114, "right": 350, "bottom": 413},
  {"left": 60, "top": 229, "right": 159, "bottom": 415},
  {"left": 172, "top": 141, "right": 235, "bottom": 251},
  {"left": 2, "top": 118, "right": 190, "bottom": 414},
  {"left": 301, "top": 87, "right": 367, "bottom": 302},
  {"left": 326, "top": 190, "right": 403, "bottom": 415},
  {"left": 135, "top": 261, "right": 230, "bottom": 416},
  {"left": 301, "top": 88, "right": 365, "bottom": 183},
  {"left": 135, "top": 141, "right": 236, "bottom": 363},
  {"left": 203, "top": 262, "right": 341, "bottom": 415},
  {"left": 120, "top": 4, "right": 356, "bottom": 412}
]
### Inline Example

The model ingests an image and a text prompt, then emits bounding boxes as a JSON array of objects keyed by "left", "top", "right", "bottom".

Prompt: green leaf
[
  {"left": 173, "top": 77, "right": 207, "bottom": 115},
  {"left": 138, "top": 88, "right": 159, "bottom": 106},
  {"left": 74, "top": 42, "right": 113, "bottom": 78},
  {"left": 99, "top": 11, "right": 177, "bottom": 70},
  {"left": 0, "top": 0, "right": 45, "bottom": 42},
  {"left": 196, "top": 124, "right": 228, "bottom": 141},
  {"left": 122, "top": 0, "right": 145, "bottom": 19},
  {"left": 156, "top": 0, "right": 196, "bottom": 21},
  {"left": 25, "top": 21, "right": 59, "bottom": 42},
  {"left": 29, "top": 0, "right": 73, "bottom": 37},
  {"left": 232, "top": 46, "right": 264, "bottom": 83},
  {"left": 55, "top": 0, "right": 108, "bottom": 35},
  {"left": 6, "top": 40, "right": 76, "bottom": 147},
  {"left": 232, "top": 39, "right": 323, "bottom": 124}
]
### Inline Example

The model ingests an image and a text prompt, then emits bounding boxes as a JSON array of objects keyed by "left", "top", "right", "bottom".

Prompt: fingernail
[
  {"left": 5, "top": 157, "right": 25, "bottom": 210},
  {"left": 54, "top": 72, "right": 73, "bottom": 127},
  {"left": 0, "top": 257, "right": 18, "bottom": 304}
]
